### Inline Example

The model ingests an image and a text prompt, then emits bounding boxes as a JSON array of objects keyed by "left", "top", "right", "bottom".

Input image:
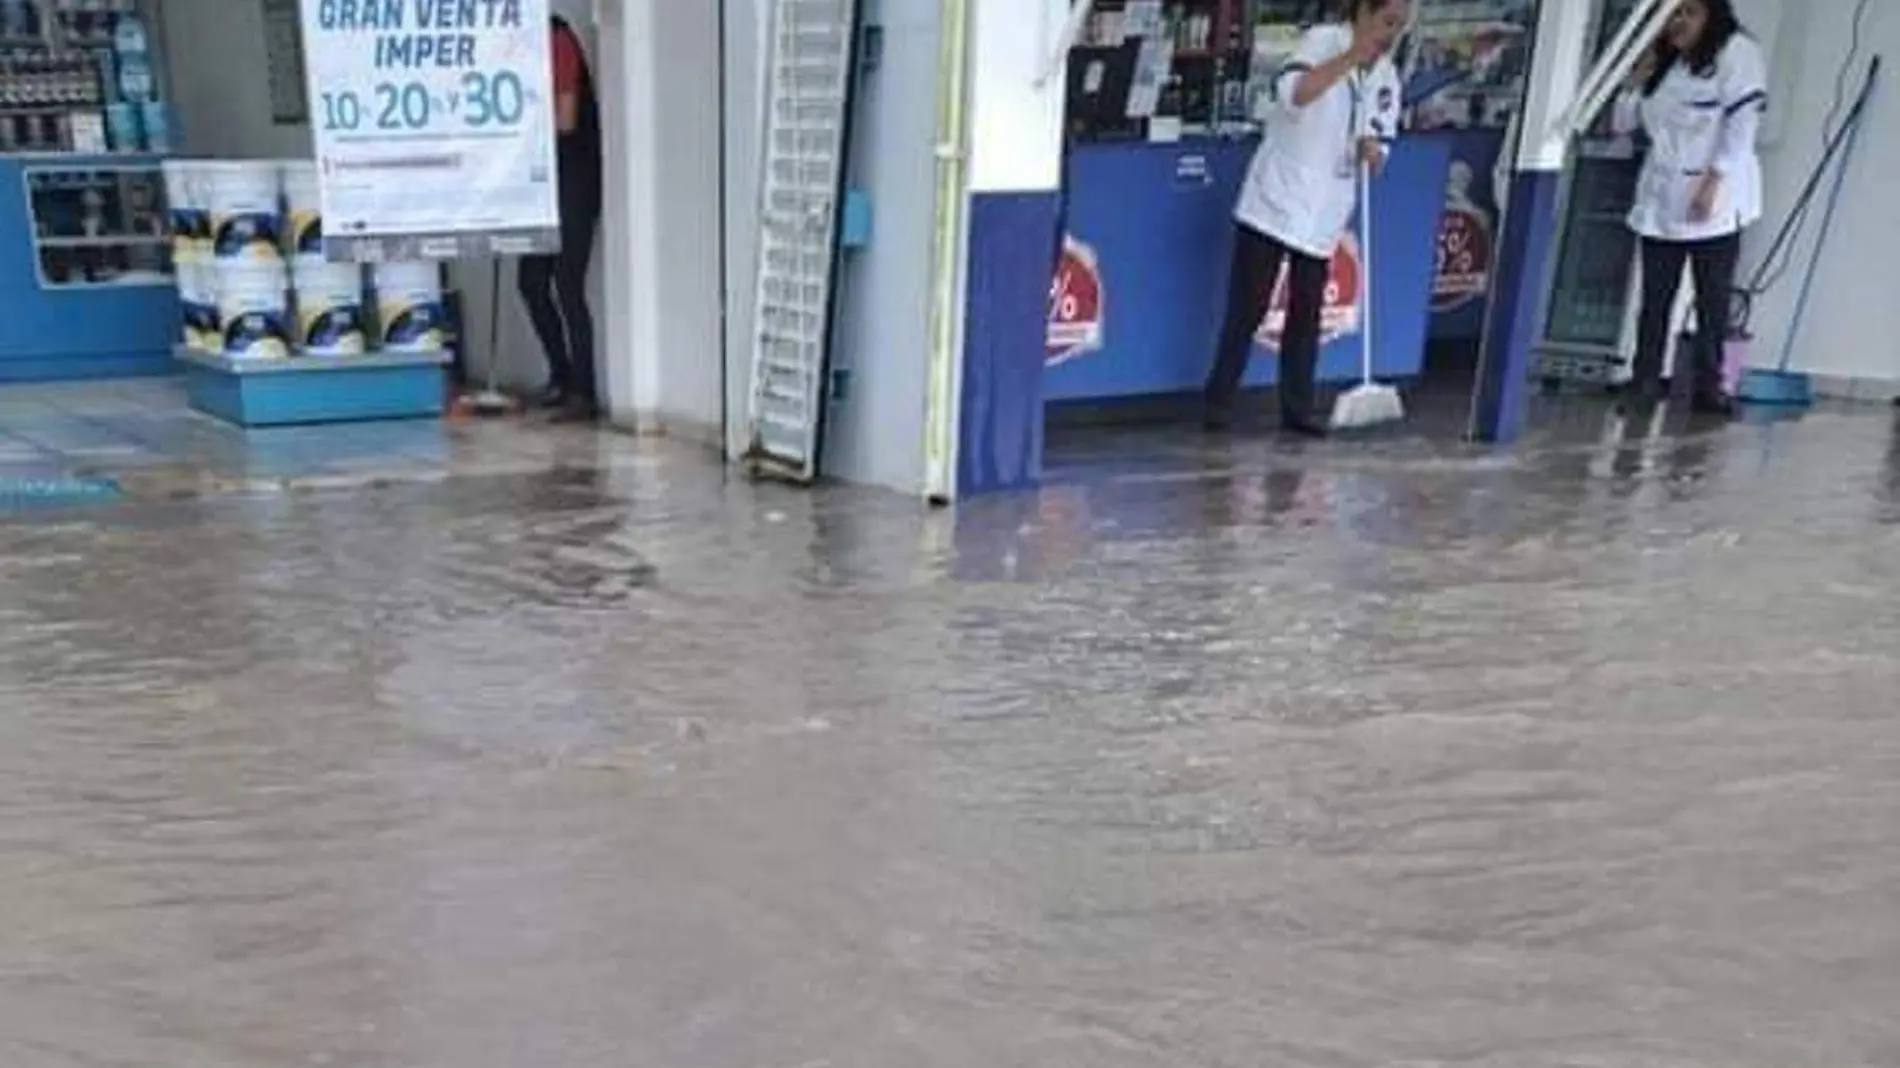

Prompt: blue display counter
[
  {"left": 1045, "top": 133, "right": 1455, "bottom": 404},
  {"left": 0, "top": 155, "right": 178, "bottom": 383}
]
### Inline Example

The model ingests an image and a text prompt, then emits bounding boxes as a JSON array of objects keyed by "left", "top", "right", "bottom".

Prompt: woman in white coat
[
  {"left": 1613, "top": 0, "right": 1767, "bottom": 415},
  {"left": 1204, "top": 0, "right": 1409, "bottom": 437}
]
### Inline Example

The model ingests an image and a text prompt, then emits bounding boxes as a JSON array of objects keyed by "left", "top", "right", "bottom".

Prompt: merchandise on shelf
[
  {"left": 25, "top": 162, "right": 168, "bottom": 287},
  {"left": 1402, "top": 0, "right": 1536, "bottom": 131},
  {"left": 0, "top": 0, "right": 167, "bottom": 155}
]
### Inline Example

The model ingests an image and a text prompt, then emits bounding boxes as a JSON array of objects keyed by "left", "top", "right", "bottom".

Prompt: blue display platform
[
  {"left": 1045, "top": 134, "right": 1454, "bottom": 404},
  {"left": 177, "top": 348, "right": 448, "bottom": 428},
  {"left": 0, "top": 154, "right": 178, "bottom": 384}
]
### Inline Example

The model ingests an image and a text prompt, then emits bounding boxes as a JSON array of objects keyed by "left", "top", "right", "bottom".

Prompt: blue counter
[
  {"left": 1044, "top": 134, "right": 1454, "bottom": 404},
  {"left": 0, "top": 155, "right": 177, "bottom": 384}
]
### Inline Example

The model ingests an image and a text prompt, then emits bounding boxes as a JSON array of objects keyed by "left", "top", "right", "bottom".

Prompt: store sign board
[{"left": 299, "top": 0, "right": 560, "bottom": 260}]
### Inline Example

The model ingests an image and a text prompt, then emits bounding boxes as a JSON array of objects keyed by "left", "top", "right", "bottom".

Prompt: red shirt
[{"left": 552, "top": 21, "right": 584, "bottom": 99}]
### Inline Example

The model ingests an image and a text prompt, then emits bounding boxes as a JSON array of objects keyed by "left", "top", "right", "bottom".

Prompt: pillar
[
  {"left": 1470, "top": 0, "right": 1595, "bottom": 442},
  {"left": 593, "top": 0, "right": 724, "bottom": 441}
]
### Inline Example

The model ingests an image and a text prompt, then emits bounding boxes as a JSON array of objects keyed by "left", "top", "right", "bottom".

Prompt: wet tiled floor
[{"left": 2, "top": 381, "right": 1898, "bottom": 1067}]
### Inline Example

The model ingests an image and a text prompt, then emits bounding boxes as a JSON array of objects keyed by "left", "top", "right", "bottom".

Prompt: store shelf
[
  {"left": 34, "top": 272, "right": 169, "bottom": 289},
  {"left": 34, "top": 233, "right": 166, "bottom": 247}
]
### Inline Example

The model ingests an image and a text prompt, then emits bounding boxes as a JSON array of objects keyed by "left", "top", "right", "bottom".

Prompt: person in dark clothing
[{"left": 520, "top": 14, "right": 604, "bottom": 420}]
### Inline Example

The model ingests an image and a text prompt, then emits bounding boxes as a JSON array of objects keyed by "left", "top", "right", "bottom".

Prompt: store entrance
[{"left": 1040, "top": 0, "right": 1648, "bottom": 462}]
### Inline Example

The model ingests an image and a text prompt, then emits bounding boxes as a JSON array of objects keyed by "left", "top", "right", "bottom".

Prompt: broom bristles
[{"left": 1329, "top": 383, "right": 1405, "bottom": 430}]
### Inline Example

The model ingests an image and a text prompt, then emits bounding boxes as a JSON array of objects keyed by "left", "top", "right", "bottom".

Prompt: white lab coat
[
  {"left": 1235, "top": 23, "right": 1403, "bottom": 259},
  {"left": 1612, "top": 34, "right": 1768, "bottom": 242}
]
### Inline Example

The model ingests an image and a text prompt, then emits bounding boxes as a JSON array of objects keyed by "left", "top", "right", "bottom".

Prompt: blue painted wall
[
  {"left": 0, "top": 157, "right": 177, "bottom": 384},
  {"left": 958, "top": 191, "right": 1061, "bottom": 496}
]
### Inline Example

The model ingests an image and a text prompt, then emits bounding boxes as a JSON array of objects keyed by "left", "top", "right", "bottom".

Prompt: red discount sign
[
  {"left": 1047, "top": 236, "right": 1105, "bottom": 366},
  {"left": 1255, "top": 233, "right": 1362, "bottom": 350},
  {"left": 1432, "top": 203, "right": 1492, "bottom": 312}
]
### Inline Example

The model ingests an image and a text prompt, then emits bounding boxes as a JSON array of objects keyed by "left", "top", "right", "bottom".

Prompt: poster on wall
[{"left": 298, "top": 0, "right": 560, "bottom": 260}]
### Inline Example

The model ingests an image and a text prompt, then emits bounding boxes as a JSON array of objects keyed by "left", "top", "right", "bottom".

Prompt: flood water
[{"left": 3, "top": 401, "right": 1899, "bottom": 1067}]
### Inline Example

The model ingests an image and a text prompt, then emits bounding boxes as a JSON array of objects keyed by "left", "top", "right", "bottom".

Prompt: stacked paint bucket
[{"left": 162, "top": 159, "right": 447, "bottom": 360}]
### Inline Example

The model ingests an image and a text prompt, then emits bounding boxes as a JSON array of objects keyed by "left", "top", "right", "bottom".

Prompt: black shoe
[
  {"left": 1280, "top": 415, "right": 1329, "bottom": 439},
  {"left": 551, "top": 396, "right": 600, "bottom": 424},
  {"left": 1203, "top": 402, "right": 1236, "bottom": 433},
  {"left": 537, "top": 385, "right": 570, "bottom": 410}
]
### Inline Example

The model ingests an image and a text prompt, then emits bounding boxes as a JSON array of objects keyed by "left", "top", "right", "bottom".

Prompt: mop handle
[
  {"left": 1778, "top": 98, "right": 1870, "bottom": 373},
  {"left": 1747, "top": 57, "right": 1882, "bottom": 296},
  {"left": 1359, "top": 162, "right": 1374, "bottom": 385}
]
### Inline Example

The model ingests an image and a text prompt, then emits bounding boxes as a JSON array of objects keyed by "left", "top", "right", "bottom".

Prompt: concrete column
[
  {"left": 1469, "top": 0, "right": 1595, "bottom": 442},
  {"left": 594, "top": 0, "right": 725, "bottom": 443}
]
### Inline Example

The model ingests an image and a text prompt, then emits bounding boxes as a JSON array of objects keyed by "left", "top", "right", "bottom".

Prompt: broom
[
  {"left": 454, "top": 259, "right": 518, "bottom": 417},
  {"left": 1330, "top": 161, "right": 1404, "bottom": 431}
]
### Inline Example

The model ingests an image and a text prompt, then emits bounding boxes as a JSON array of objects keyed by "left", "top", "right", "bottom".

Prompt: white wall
[
  {"left": 967, "top": 0, "right": 1066, "bottom": 193},
  {"left": 597, "top": 0, "right": 724, "bottom": 439},
  {"left": 1745, "top": 2, "right": 1900, "bottom": 386},
  {"left": 721, "top": 0, "right": 769, "bottom": 460}
]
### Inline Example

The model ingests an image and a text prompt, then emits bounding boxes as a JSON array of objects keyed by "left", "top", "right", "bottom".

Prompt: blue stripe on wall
[{"left": 958, "top": 191, "right": 1061, "bottom": 496}]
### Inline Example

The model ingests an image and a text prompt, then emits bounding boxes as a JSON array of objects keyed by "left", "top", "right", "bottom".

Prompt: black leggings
[
  {"left": 519, "top": 198, "right": 601, "bottom": 400},
  {"left": 1205, "top": 224, "right": 1329, "bottom": 423},
  {"left": 1634, "top": 232, "right": 1741, "bottom": 399}
]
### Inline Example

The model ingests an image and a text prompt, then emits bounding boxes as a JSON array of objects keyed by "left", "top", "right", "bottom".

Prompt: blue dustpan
[{"left": 1735, "top": 367, "right": 1811, "bottom": 406}]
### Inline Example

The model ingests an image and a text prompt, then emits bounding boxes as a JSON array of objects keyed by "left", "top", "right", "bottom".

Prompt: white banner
[{"left": 299, "top": 0, "right": 561, "bottom": 259}]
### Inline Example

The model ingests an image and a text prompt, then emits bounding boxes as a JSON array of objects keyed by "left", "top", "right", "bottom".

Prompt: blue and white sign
[{"left": 300, "top": 0, "right": 560, "bottom": 259}]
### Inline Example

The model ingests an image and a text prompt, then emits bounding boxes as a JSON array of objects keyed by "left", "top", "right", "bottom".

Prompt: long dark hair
[{"left": 1644, "top": 0, "right": 1744, "bottom": 95}]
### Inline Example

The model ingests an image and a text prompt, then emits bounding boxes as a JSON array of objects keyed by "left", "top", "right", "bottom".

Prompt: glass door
[{"left": 1536, "top": 0, "right": 1643, "bottom": 381}]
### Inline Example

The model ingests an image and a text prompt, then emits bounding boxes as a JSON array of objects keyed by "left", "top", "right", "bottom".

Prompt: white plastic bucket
[
  {"left": 215, "top": 260, "right": 290, "bottom": 359},
  {"left": 280, "top": 160, "right": 323, "bottom": 259},
  {"left": 175, "top": 261, "right": 218, "bottom": 351},
  {"left": 373, "top": 262, "right": 445, "bottom": 354},
  {"left": 204, "top": 160, "right": 283, "bottom": 261},
  {"left": 291, "top": 256, "right": 366, "bottom": 356},
  {"left": 162, "top": 160, "right": 209, "bottom": 262},
  {"left": 161, "top": 160, "right": 194, "bottom": 263}
]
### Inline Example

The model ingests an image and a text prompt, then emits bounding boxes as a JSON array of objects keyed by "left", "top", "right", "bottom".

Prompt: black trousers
[
  {"left": 519, "top": 192, "right": 601, "bottom": 401},
  {"left": 1634, "top": 231, "right": 1741, "bottom": 400},
  {"left": 1205, "top": 224, "right": 1329, "bottom": 424}
]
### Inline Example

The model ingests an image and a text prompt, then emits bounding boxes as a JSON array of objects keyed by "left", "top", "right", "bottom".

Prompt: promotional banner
[{"left": 300, "top": 0, "right": 560, "bottom": 260}]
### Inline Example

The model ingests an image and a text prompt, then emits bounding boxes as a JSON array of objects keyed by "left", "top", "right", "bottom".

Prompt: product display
[
  {"left": 1403, "top": 0, "right": 1536, "bottom": 132},
  {"left": 0, "top": 0, "right": 167, "bottom": 155},
  {"left": 166, "top": 158, "right": 442, "bottom": 362}
]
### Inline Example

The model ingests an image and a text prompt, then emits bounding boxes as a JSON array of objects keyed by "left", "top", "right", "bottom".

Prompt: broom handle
[
  {"left": 1359, "top": 162, "right": 1374, "bottom": 385},
  {"left": 487, "top": 257, "right": 503, "bottom": 392}
]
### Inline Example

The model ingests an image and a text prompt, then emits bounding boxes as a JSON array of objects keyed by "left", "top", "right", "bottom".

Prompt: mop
[
  {"left": 1737, "top": 57, "right": 1881, "bottom": 407},
  {"left": 1330, "top": 163, "right": 1404, "bottom": 431},
  {"left": 453, "top": 259, "right": 519, "bottom": 418}
]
